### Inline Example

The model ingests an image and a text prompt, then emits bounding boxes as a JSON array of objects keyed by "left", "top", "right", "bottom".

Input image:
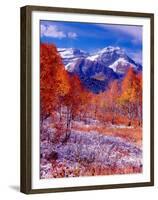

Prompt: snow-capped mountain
[
  {"left": 84, "top": 46, "right": 141, "bottom": 74},
  {"left": 58, "top": 48, "right": 89, "bottom": 66},
  {"left": 58, "top": 46, "right": 142, "bottom": 93},
  {"left": 58, "top": 46, "right": 141, "bottom": 75}
]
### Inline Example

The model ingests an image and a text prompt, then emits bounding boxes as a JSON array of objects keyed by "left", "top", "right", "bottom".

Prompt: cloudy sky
[{"left": 40, "top": 20, "right": 142, "bottom": 64}]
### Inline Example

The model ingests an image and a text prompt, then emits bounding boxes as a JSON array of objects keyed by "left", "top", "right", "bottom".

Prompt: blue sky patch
[{"left": 40, "top": 20, "right": 142, "bottom": 64}]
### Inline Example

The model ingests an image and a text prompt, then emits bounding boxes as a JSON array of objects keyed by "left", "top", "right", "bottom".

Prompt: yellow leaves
[
  {"left": 119, "top": 67, "right": 142, "bottom": 105},
  {"left": 54, "top": 67, "right": 70, "bottom": 97},
  {"left": 120, "top": 88, "right": 132, "bottom": 103}
]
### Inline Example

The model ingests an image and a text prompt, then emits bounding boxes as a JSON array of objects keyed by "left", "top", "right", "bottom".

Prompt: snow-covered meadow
[{"left": 40, "top": 119, "right": 142, "bottom": 179}]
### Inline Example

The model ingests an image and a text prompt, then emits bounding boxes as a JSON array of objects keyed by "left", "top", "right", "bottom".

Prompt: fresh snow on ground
[{"left": 40, "top": 124, "right": 142, "bottom": 178}]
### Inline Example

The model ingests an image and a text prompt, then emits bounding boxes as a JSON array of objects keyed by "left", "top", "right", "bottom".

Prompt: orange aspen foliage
[
  {"left": 64, "top": 75, "right": 89, "bottom": 116},
  {"left": 107, "top": 80, "right": 120, "bottom": 106},
  {"left": 120, "top": 67, "right": 141, "bottom": 104},
  {"left": 119, "top": 67, "right": 142, "bottom": 125},
  {"left": 40, "top": 43, "right": 70, "bottom": 119}
]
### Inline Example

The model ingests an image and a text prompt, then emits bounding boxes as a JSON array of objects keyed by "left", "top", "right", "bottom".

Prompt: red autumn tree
[
  {"left": 93, "top": 80, "right": 120, "bottom": 125},
  {"left": 63, "top": 75, "right": 90, "bottom": 138},
  {"left": 106, "top": 80, "right": 120, "bottom": 124},
  {"left": 40, "top": 43, "right": 70, "bottom": 121}
]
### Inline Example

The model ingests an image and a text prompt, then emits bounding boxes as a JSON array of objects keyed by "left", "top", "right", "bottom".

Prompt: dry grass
[{"left": 72, "top": 122, "right": 142, "bottom": 145}]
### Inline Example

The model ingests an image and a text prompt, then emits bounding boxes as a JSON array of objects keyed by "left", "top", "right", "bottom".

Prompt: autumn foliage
[
  {"left": 40, "top": 44, "right": 90, "bottom": 141},
  {"left": 119, "top": 68, "right": 142, "bottom": 125},
  {"left": 40, "top": 43, "right": 143, "bottom": 179},
  {"left": 40, "top": 43, "right": 142, "bottom": 142},
  {"left": 40, "top": 43, "right": 70, "bottom": 120}
]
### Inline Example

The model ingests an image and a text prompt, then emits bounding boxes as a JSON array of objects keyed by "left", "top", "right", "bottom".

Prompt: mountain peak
[
  {"left": 101, "top": 46, "right": 121, "bottom": 51},
  {"left": 57, "top": 46, "right": 142, "bottom": 92},
  {"left": 58, "top": 48, "right": 88, "bottom": 65},
  {"left": 86, "top": 46, "right": 127, "bottom": 64},
  {"left": 58, "top": 47, "right": 87, "bottom": 55},
  {"left": 98, "top": 46, "right": 125, "bottom": 56}
]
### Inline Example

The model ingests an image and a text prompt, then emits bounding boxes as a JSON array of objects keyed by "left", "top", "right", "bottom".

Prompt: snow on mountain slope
[
  {"left": 108, "top": 57, "right": 132, "bottom": 74},
  {"left": 58, "top": 46, "right": 141, "bottom": 75},
  {"left": 87, "top": 54, "right": 99, "bottom": 61},
  {"left": 58, "top": 48, "right": 89, "bottom": 65},
  {"left": 86, "top": 46, "right": 141, "bottom": 74},
  {"left": 65, "top": 61, "right": 77, "bottom": 72},
  {"left": 87, "top": 46, "right": 125, "bottom": 62},
  {"left": 58, "top": 46, "right": 142, "bottom": 92}
]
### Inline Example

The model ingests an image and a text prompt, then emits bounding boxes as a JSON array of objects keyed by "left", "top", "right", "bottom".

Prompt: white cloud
[
  {"left": 125, "top": 49, "right": 142, "bottom": 64},
  {"left": 41, "top": 24, "right": 46, "bottom": 36},
  {"left": 41, "top": 24, "right": 78, "bottom": 39},
  {"left": 117, "top": 26, "right": 142, "bottom": 44},
  {"left": 97, "top": 24, "right": 142, "bottom": 44},
  {"left": 40, "top": 24, "right": 66, "bottom": 39},
  {"left": 67, "top": 32, "right": 78, "bottom": 39},
  {"left": 130, "top": 52, "right": 142, "bottom": 64}
]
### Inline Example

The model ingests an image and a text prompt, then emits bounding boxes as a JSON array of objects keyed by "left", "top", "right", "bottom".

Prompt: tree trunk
[
  {"left": 128, "top": 121, "right": 131, "bottom": 126},
  {"left": 41, "top": 112, "right": 51, "bottom": 123},
  {"left": 59, "top": 105, "right": 62, "bottom": 121},
  {"left": 62, "top": 107, "right": 72, "bottom": 143},
  {"left": 111, "top": 117, "right": 115, "bottom": 125}
]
